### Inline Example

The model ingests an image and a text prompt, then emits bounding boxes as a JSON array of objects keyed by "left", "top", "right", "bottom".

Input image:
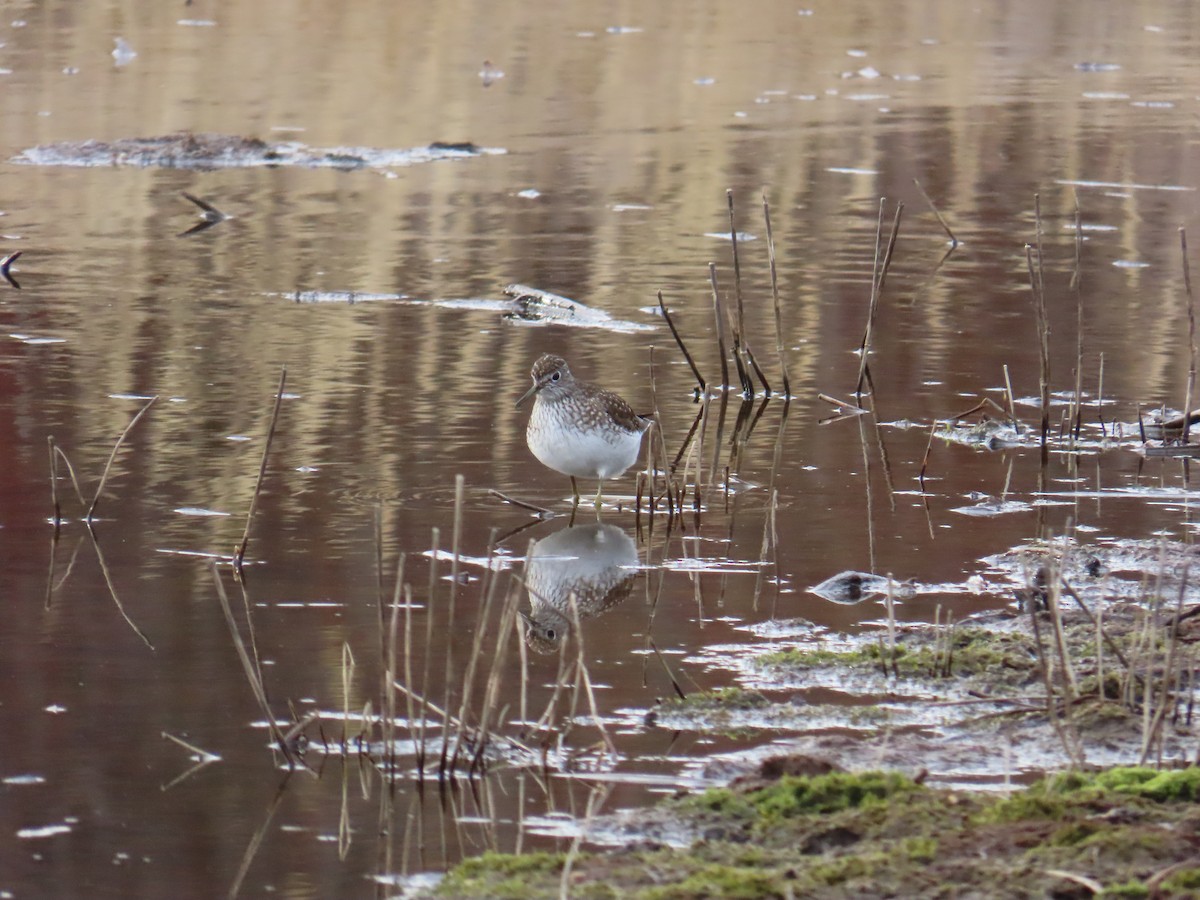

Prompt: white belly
[{"left": 527, "top": 406, "right": 645, "bottom": 480}]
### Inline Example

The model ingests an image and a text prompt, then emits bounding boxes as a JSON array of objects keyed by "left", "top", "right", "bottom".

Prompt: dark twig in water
[
  {"left": 762, "top": 190, "right": 792, "bottom": 397},
  {"left": 911, "top": 178, "right": 957, "bottom": 247},
  {"left": 87, "top": 395, "right": 157, "bottom": 522},
  {"left": 856, "top": 200, "right": 903, "bottom": 396},
  {"left": 657, "top": 291, "right": 705, "bottom": 394},
  {"left": 1180, "top": 228, "right": 1195, "bottom": 445},
  {"left": 488, "top": 489, "right": 553, "bottom": 517},
  {"left": 0, "top": 250, "right": 22, "bottom": 289},
  {"left": 234, "top": 366, "right": 286, "bottom": 573}
]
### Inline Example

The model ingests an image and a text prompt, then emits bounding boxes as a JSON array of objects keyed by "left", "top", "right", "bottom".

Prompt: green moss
[
  {"left": 757, "top": 628, "right": 1037, "bottom": 682},
  {"left": 668, "top": 687, "right": 771, "bottom": 711},
  {"left": 436, "top": 851, "right": 565, "bottom": 898},
  {"left": 1160, "top": 867, "right": 1200, "bottom": 892},
  {"left": 977, "top": 787, "right": 1068, "bottom": 824},
  {"left": 900, "top": 835, "right": 938, "bottom": 863},
  {"left": 747, "top": 771, "right": 921, "bottom": 820},
  {"left": 1048, "top": 820, "right": 1104, "bottom": 846},
  {"left": 1037, "top": 766, "right": 1200, "bottom": 803},
  {"left": 1097, "top": 882, "right": 1149, "bottom": 899},
  {"left": 677, "top": 787, "right": 756, "bottom": 822},
  {"left": 639, "top": 863, "right": 783, "bottom": 900}
]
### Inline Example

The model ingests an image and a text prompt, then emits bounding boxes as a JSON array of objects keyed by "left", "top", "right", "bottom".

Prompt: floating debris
[
  {"left": 112, "top": 37, "right": 136, "bottom": 66},
  {"left": 502, "top": 283, "right": 654, "bottom": 333},
  {"left": 12, "top": 133, "right": 506, "bottom": 171}
]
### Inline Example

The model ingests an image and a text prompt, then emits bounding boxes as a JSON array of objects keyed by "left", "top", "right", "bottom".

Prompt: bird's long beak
[{"left": 515, "top": 381, "right": 539, "bottom": 409}]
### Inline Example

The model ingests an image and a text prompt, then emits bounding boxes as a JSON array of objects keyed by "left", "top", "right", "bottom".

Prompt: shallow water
[{"left": 3, "top": 0, "right": 1200, "bottom": 895}]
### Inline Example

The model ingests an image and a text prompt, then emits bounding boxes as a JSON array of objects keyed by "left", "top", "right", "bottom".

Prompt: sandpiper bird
[{"left": 515, "top": 354, "right": 652, "bottom": 507}]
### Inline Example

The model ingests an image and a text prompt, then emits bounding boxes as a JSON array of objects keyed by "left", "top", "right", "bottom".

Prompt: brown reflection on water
[{"left": 3, "top": 0, "right": 1200, "bottom": 894}]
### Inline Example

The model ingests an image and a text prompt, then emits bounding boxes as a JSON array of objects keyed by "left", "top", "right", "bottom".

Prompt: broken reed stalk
[
  {"left": 1025, "top": 242, "right": 1051, "bottom": 445},
  {"left": 762, "top": 190, "right": 792, "bottom": 397},
  {"left": 911, "top": 178, "right": 957, "bottom": 247},
  {"left": 340, "top": 642, "right": 356, "bottom": 750},
  {"left": 856, "top": 200, "right": 904, "bottom": 396},
  {"left": 708, "top": 263, "right": 731, "bottom": 391},
  {"left": 1181, "top": 228, "right": 1195, "bottom": 445},
  {"left": 49, "top": 442, "right": 86, "bottom": 512},
  {"left": 727, "top": 190, "right": 747, "bottom": 354},
  {"left": 657, "top": 290, "right": 706, "bottom": 394},
  {"left": 1003, "top": 365, "right": 1019, "bottom": 428},
  {"left": 725, "top": 190, "right": 758, "bottom": 397},
  {"left": 87, "top": 395, "right": 158, "bottom": 522},
  {"left": 234, "top": 366, "right": 287, "bottom": 571},
  {"left": 210, "top": 563, "right": 295, "bottom": 768},
  {"left": 47, "top": 437, "right": 60, "bottom": 526}
]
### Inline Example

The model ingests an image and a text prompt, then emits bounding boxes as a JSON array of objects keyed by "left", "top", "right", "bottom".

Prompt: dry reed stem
[
  {"left": 559, "top": 785, "right": 611, "bottom": 900},
  {"left": 451, "top": 530, "right": 501, "bottom": 766},
  {"left": 708, "top": 262, "right": 732, "bottom": 391},
  {"left": 439, "top": 474, "right": 466, "bottom": 771},
  {"left": 1026, "top": 579, "right": 1085, "bottom": 767},
  {"left": 210, "top": 563, "right": 295, "bottom": 768},
  {"left": 911, "top": 178, "right": 957, "bottom": 246},
  {"left": 1071, "top": 195, "right": 1084, "bottom": 440},
  {"left": 726, "top": 191, "right": 755, "bottom": 396},
  {"left": 762, "top": 190, "right": 791, "bottom": 396},
  {"left": 234, "top": 367, "right": 286, "bottom": 571},
  {"left": 657, "top": 290, "right": 705, "bottom": 394},
  {"left": 1181, "top": 228, "right": 1196, "bottom": 445},
  {"left": 856, "top": 201, "right": 904, "bottom": 396},
  {"left": 416, "top": 527, "right": 439, "bottom": 773},
  {"left": 49, "top": 443, "right": 86, "bottom": 512},
  {"left": 1140, "top": 565, "right": 1188, "bottom": 765},
  {"left": 87, "top": 395, "right": 158, "bottom": 521},
  {"left": 1002, "top": 365, "right": 1019, "bottom": 428}
]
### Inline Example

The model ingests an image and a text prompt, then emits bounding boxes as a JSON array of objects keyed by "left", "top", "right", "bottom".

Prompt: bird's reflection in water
[{"left": 522, "top": 522, "right": 640, "bottom": 653}]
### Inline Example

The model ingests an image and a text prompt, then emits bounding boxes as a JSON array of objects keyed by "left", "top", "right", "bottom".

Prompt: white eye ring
[{"left": 550, "top": 371, "right": 561, "bottom": 382}]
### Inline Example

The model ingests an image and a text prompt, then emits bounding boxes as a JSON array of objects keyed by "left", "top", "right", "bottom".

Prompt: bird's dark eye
[
  {"left": 545, "top": 628, "right": 556, "bottom": 639},
  {"left": 550, "top": 371, "right": 561, "bottom": 382}
]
